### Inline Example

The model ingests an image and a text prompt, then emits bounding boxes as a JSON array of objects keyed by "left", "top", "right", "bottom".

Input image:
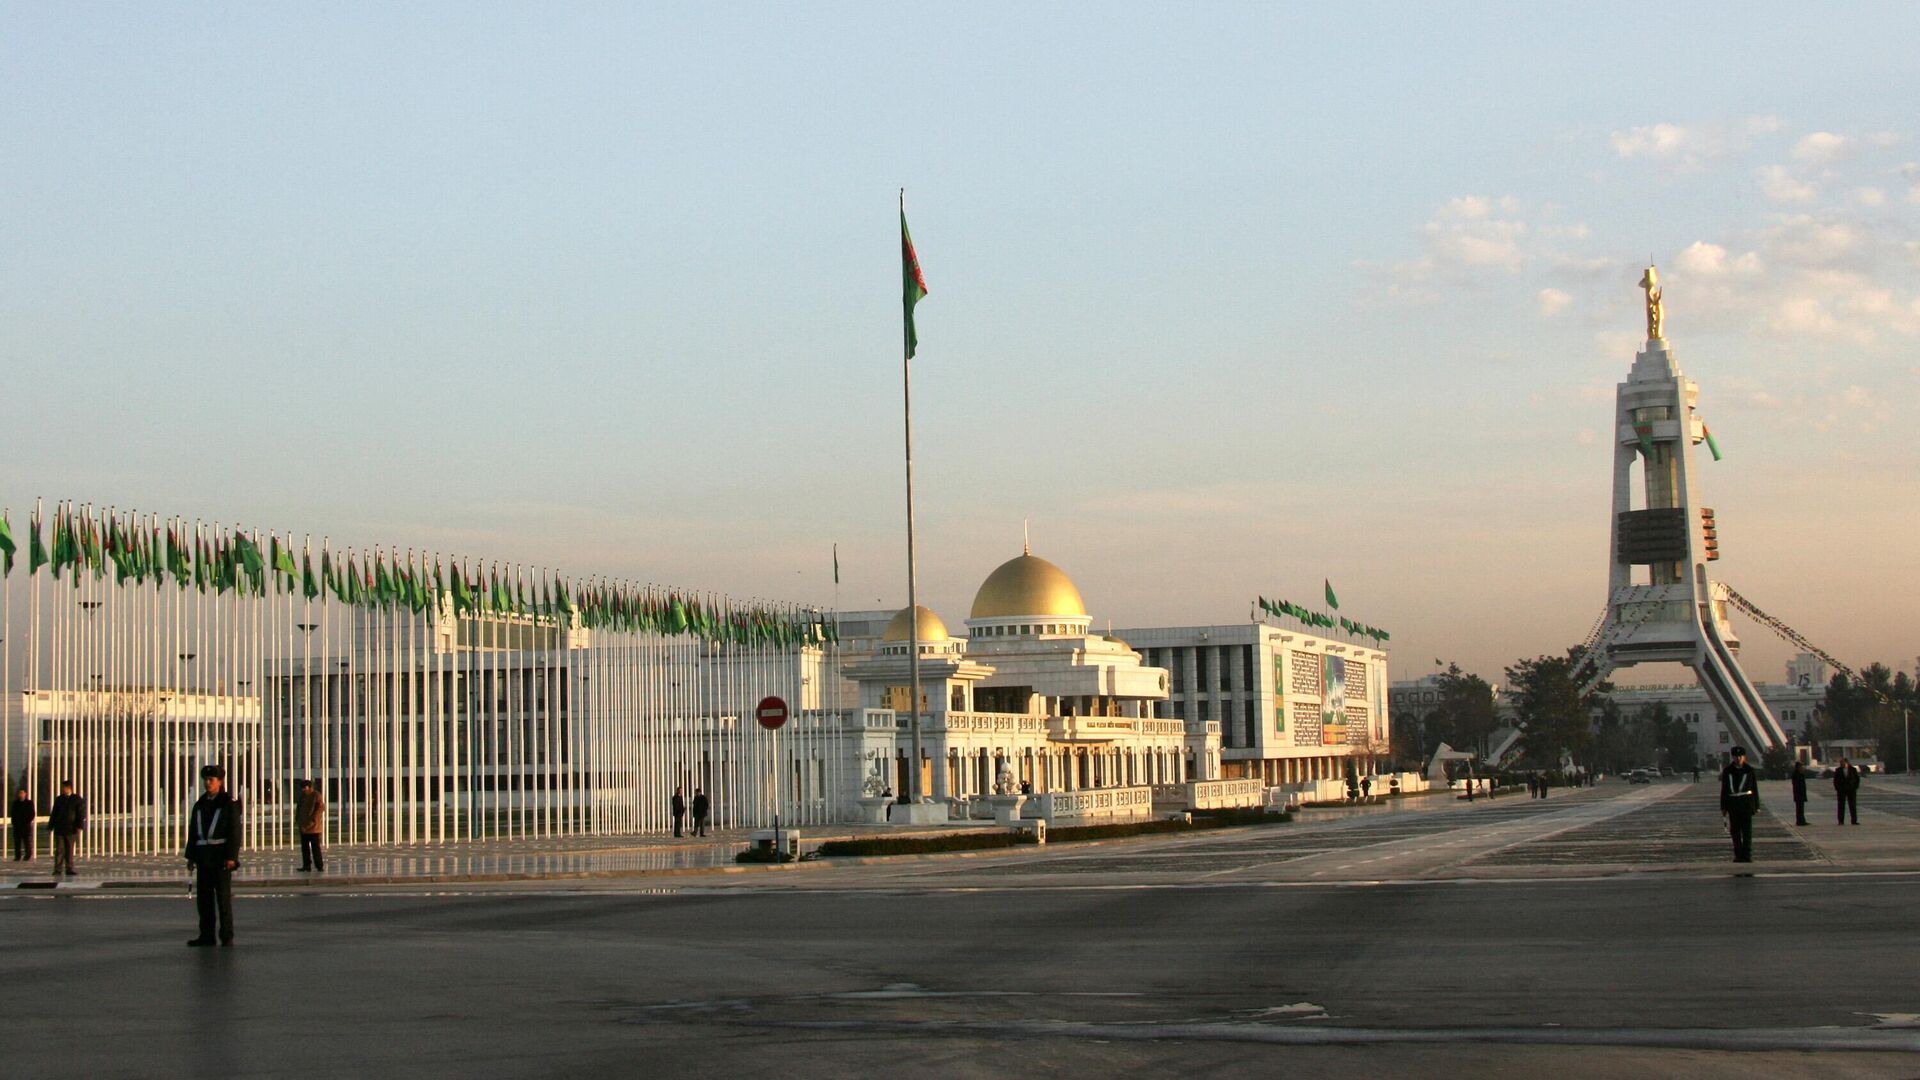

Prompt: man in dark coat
[
  {"left": 48, "top": 780, "right": 85, "bottom": 876},
  {"left": 670, "top": 787, "right": 686, "bottom": 837},
  {"left": 690, "top": 788, "right": 710, "bottom": 837},
  {"left": 1833, "top": 758, "right": 1862, "bottom": 825},
  {"left": 9, "top": 787, "right": 34, "bottom": 861},
  {"left": 1719, "top": 747, "right": 1760, "bottom": 863},
  {"left": 295, "top": 779, "right": 325, "bottom": 871},
  {"left": 1789, "top": 761, "right": 1809, "bottom": 826},
  {"left": 184, "top": 764, "right": 242, "bottom": 947}
]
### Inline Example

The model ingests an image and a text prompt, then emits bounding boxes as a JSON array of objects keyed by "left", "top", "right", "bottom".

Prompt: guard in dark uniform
[
  {"left": 1789, "top": 761, "right": 1809, "bottom": 825},
  {"left": 184, "top": 764, "right": 242, "bottom": 947},
  {"left": 1833, "top": 758, "right": 1862, "bottom": 825},
  {"left": 1719, "top": 747, "right": 1760, "bottom": 863}
]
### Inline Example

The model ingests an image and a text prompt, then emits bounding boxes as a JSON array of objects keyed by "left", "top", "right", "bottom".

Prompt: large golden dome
[
  {"left": 882, "top": 605, "right": 949, "bottom": 642},
  {"left": 969, "top": 553, "right": 1088, "bottom": 619}
]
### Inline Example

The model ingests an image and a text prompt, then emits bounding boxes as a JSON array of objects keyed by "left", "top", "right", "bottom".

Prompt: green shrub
[{"left": 815, "top": 832, "right": 1025, "bottom": 857}]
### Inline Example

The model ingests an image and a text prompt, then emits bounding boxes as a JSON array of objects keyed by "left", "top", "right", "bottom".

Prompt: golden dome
[
  {"left": 882, "top": 605, "right": 949, "bottom": 643},
  {"left": 969, "top": 553, "right": 1088, "bottom": 620}
]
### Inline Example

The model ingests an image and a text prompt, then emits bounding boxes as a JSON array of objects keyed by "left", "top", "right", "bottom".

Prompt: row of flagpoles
[{"left": 1, "top": 496, "right": 852, "bottom": 860}]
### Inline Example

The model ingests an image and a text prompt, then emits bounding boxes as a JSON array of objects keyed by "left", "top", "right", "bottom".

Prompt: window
[
  {"left": 1197, "top": 648, "right": 1211, "bottom": 691},
  {"left": 1719, "top": 731, "right": 1730, "bottom": 743},
  {"left": 1243, "top": 700, "right": 1256, "bottom": 747},
  {"left": 1242, "top": 646, "right": 1255, "bottom": 695}
]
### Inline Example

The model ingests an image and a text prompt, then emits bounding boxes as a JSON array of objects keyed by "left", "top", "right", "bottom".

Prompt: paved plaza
[{"left": 4, "top": 777, "right": 1918, "bottom": 1077}]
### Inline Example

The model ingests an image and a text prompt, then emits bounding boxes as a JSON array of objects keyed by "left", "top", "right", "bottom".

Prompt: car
[{"left": 1628, "top": 770, "right": 1652, "bottom": 784}]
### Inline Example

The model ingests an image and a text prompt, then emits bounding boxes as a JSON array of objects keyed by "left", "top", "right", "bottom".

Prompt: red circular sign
[{"left": 755, "top": 695, "right": 789, "bottom": 731}]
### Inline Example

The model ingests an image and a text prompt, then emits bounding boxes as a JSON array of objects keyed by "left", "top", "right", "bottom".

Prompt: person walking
[
  {"left": 48, "top": 780, "right": 85, "bottom": 876},
  {"left": 670, "top": 787, "right": 686, "bottom": 838},
  {"left": 295, "top": 779, "right": 326, "bottom": 871},
  {"left": 1719, "top": 747, "right": 1760, "bottom": 863},
  {"left": 690, "top": 788, "right": 710, "bottom": 837},
  {"left": 9, "top": 787, "right": 34, "bottom": 861},
  {"left": 184, "top": 764, "right": 242, "bottom": 947},
  {"left": 1789, "top": 761, "right": 1810, "bottom": 826},
  {"left": 1833, "top": 757, "right": 1862, "bottom": 826}
]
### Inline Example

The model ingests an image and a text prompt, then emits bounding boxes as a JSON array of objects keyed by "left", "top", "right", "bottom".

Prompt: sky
[{"left": 3, "top": 4, "right": 1916, "bottom": 686}]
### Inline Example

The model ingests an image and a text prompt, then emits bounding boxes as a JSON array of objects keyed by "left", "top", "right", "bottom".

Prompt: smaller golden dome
[{"left": 882, "top": 605, "right": 949, "bottom": 643}]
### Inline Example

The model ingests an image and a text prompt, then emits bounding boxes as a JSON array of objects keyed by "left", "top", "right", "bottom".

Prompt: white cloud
[
  {"left": 1611, "top": 123, "right": 1688, "bottom": 159},
  {"left": 1759, "top": 165, "right": 1817, "bottom": 203},
  {"left": 1773, "top": 296, "right": 1841, "bottom": 336},
  {"left": 1537, "top": 288, "right": 1572, "bottom": 317},
  {"left": 1676, "top": 241, "right": 1728, "bottom": 276},
  {"left": 1856, "top": 187, "right": 1887, "bottom": 207},
  {"left": 1867, "top": 131, "right": 1903, "bottom": 148},
  {"left": 1793, "top": 131, "right": 1850, "bottom": 164},
  {"left": 1765, "top": 217, "right": 1861, "bottom": 266},
  {"left": 1675, "top": 240, "right": 1761, "bottom": 277},
  {"left": 1747, "top": 115, "right": 1783, "bottom": 135}
]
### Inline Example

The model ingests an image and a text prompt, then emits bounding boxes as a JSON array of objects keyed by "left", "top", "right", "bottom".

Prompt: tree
[
  {"left": 1505, "top": 650, "right": 1598, "bottom": 768},
  {"left": 1432, "top": 663, "right": 1499, "bottom": 759},
  {"left": 1817, "top": 663, "right": 1912, "bottom": 771}
]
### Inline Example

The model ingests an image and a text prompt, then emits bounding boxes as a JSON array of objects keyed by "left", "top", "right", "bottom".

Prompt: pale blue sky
[{"left": 4, "top": 4, "right": 1916, "bottom": 682}]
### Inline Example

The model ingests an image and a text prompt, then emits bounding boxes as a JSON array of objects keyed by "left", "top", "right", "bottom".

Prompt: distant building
[
  {"left": 1606, "top": 653, "right": 1826, "bottom": 764},
  {"left": 1113, "top": 621, "right": 1390, "bottom": 785}
]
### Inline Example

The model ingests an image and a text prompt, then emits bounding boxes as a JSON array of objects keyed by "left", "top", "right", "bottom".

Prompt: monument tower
[{"left": 1584, "top": 266, "right": 1787, "bottom": 752}]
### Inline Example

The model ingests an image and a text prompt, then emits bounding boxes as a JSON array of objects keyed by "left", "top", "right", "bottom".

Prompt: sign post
[{"left": 756, "top": 696, "right": 789, "bottom": 860}]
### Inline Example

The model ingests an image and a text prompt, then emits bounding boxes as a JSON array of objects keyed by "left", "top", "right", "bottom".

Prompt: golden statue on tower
[{"left": 1639, "top": 264, "right": 1664, "bottom": 341}]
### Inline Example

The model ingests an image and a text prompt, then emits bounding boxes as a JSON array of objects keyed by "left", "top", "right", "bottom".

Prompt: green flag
[
  {"left": 29, "top": 510, "right": 47, "bottom": 575},
  {"left": 1702, "top": 424, "right": 1722, "bottom": 462},
  {"left": 0, "top": 511, "right": 14, "bottom": 576},
  {"left": 1324, "top": 579, "right": 1339, "bottom": 610},
  {"left": 901, "top": 197, "right": 928, "bottom": 359},
  {"left": 301, "top": 550, "right": 320, "bottom": 600},
  {"left": 272, "top": 535, "right": 299, "bottom": 587}
]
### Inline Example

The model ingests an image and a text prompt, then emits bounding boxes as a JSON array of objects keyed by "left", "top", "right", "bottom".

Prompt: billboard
[{"left": 1322, "top": 655, "right": 1347, "bottom": 745}]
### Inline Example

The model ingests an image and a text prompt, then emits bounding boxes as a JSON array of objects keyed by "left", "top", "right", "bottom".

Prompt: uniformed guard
[
  {"left": 184, "top": 764, "right": 242, "bottom": 947},
  {"left": 1718, "top": 747, "right": 1760, "bottom": 864}
]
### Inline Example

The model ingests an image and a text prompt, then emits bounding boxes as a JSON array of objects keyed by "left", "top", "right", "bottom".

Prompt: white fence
[
  {"left": 1154, "top": 777, "right": 1266, "bottom": 811},
  {"left": 1024, "top": 786, "right": 1155, "bottom": 826}
]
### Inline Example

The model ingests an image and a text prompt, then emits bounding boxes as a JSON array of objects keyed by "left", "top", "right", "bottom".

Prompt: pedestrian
[
  {"left": 184, "top": 764, "right": 242, "bottom": 947},
  {"left": 1360, "top": 775, "right": 1372, "bottom": 800},
  {"left": 9, "top": 787, "right": 34, "bottom": 861},
  {"left": 295, "top": 779, "right": 325, "bottom": 871},
  {"left": 1539, "top": 773, "right": 1549, "bottom": 799},
  {"left": 691, "top": 788, "right": 710, "bottom": 837},
  {"left": 1789, "top": 761, "right": 1809, "bottom": 826},
  {"left": 1719, "top": 746, "right": 1760, "bottom": 863},
  {"left": 1691, "top": 767, "right": 1701, "bottom": 784},
  {"left": 1833, "top": 757, "right": 1862, "bottom": 826},
  {"left": 48, "top": 780, "right": 85, "bottom": 876},
  {"left": 670, "top": 787, "right": 686, "bottom": 837}
]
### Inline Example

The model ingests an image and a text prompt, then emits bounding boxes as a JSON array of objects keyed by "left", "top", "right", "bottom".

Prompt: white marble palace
[
  {"left": 838, "top": 548, "right": 1218, "bottom": 805},
  {"left": 831, "top": 546, "right": 1392, "bottom": 817}
]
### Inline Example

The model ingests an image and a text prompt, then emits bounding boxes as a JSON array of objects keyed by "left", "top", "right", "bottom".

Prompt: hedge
[{"left": 814, "top": 808, "right": 1289, "bottom": 858}]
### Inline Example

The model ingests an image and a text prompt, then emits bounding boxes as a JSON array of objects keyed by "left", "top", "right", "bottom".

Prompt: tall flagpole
[{"left": 900, "top": 188, "right": 925, "bottom": 805}]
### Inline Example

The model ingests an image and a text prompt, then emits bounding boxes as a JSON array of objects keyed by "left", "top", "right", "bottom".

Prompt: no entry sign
[{"left": 755, "top": 695, "right": 789, "bottom": 731}]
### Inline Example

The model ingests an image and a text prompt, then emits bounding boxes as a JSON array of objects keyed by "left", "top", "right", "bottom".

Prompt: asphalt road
[{"left": 3, "top": 781, "right": 1917, "bottom": 1079}]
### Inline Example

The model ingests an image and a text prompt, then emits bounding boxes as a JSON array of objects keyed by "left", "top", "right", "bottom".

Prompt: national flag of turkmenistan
[
  {"left": 0, "top": 511, "right": 14, "bottom": 576},
  {"left": 1325, "top": 579, "right": 1340, "bottom": 610},
  {"left": 901, "top": 195, "right": 928, "bottom": 358},
  {"left": 29, "top": 510, "right": 48, "bottom": 574}
]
